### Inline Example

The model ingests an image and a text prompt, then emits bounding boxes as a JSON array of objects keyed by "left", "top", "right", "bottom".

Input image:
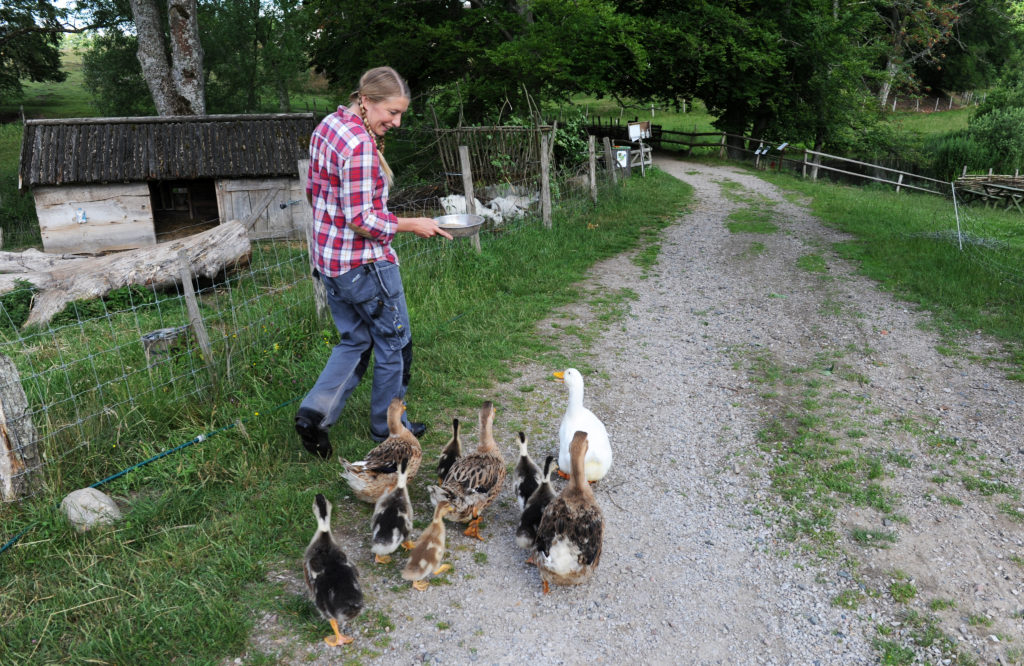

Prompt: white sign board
[{"left": 628, "top": 121, "right": 651, "bottom": 141}]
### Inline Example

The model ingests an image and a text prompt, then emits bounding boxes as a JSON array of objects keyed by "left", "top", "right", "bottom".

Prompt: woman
[{"left": 295, "top": 66, "right": 452, "bottom": 458}]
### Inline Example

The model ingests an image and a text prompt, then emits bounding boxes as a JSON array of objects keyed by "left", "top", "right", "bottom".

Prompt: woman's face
[{"left": 361, "top": 95, "right": 409, "bottom": 137}]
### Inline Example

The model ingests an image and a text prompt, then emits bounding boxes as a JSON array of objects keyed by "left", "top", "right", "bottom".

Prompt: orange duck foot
[
  {"left": 542, "top": 580, "right": 550, "bottom": 594},
  {"left": 463, "top": 521, "right": 484, "bottom": 541},
  {"left": 556, "top": 469, "right": 570, "bottom": 480},
  {"left": 324, "top": 618, "right": 354, "bottom": 646}
]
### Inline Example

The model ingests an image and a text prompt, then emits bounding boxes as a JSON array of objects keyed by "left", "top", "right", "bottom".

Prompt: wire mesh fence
[{"left": 0, "top": 139, "right": 623, "bottom": 513}]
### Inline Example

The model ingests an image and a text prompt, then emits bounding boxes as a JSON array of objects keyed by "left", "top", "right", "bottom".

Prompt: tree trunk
[
  {"left": 129, "top": 0, "right": 205, "bottom": 116},
  {"left": 168, "top": 0, "right": 206, "bottom": 115},
  {"left": 877, "top": 58, "right": 898, "bottom": 109},
  {"left": 130, "top": 0, "right": 181, "bottom": 116},
  {"left": 0, "top": 222, "right": 251, "bottom": 329}
]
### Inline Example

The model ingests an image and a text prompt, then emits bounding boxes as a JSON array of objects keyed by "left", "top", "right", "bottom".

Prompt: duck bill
[{"left": 552, "top": 371, "right": 564, "bottom": 381}]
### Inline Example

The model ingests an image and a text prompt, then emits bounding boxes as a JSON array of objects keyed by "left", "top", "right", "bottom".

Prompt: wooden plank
[
  {"left": 34, "top": 183, "right": 156, "bottom": 254},
  {"left": 810, "top": 162, "right": 944, "bottom": 195},
  {"left": 805, "top": 148, "right": 948, "bottom": 186},
  {"left": 458, "top": 146, "right": 480, "bottom": 253},
  {"left": 177, "top": 249, "right": 214, "bottom": 370},
  {"left": 241, "top": 187, "right": 280, "bottom": 231},
  {"left": 221, "top": 178, "right": 294, "bottom": 192}
]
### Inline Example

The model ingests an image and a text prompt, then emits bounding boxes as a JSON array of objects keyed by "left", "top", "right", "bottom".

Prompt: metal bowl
[{"left": 435, "top": 213, "right": 485, "bottom": 238}]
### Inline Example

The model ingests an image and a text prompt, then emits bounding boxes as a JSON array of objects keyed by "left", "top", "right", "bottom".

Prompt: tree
[
  {"left": 873, "top": 0, "right": 965, "bottom": 108},
  {"left": 80, "top": 31, "right": 155, "bottom": 116},
  {"left": 302, "top": 0, "right": 644, "bottom": 124},
  {"left": 128, "top": 0, "right": 205, "bottom": 115},
  {"left": 202, "top": 0, "right": 308, "bottom": 113},
  {"left": 611, "top": 0, "right": 880, "bottom": 153},
  {"left": 0, "top": 0, "right": 68, "bottom": 104},
  {"left": 913, "top": 0, "right": 1024, "bottom": 95}
]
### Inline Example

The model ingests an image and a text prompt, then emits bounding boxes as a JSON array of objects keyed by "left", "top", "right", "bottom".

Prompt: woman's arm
[{"left": 397, "top": 216, "right": 454, "bottom": 240}]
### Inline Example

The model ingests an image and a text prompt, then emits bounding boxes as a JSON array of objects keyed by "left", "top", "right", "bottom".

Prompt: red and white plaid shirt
[{"left": 307, "top": 105, "right": 398, "bottom": 276}]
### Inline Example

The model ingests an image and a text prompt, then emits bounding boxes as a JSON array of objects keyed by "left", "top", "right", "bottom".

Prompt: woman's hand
[{"left": 398, "top": 216, "right": 454, "bottom": 240}]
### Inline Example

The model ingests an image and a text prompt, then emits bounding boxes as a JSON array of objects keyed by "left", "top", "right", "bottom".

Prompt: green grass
[
  {"left": 756, "top": 169, "right": 1024, "bottom": 377},
  {"left": 0, "top": 44, "right": 99, "bottom": 121},
  {"left": 0, "top": 170, "right": 693, "bottom": 663},
  {"left": 889, "top": 107, "right": 971, "bottom": 137}
]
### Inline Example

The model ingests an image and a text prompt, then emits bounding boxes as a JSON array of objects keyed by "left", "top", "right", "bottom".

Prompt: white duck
[{"left": 553, "top": 368, "right": 612, "bottom": 482}]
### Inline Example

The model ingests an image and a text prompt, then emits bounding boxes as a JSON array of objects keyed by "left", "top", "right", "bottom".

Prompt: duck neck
[
  {"left": 567, "top": 382, "right": 584, "bottom": 408},
  {"left": 479, "top": 412, "right": 496, "bottom": 453}
]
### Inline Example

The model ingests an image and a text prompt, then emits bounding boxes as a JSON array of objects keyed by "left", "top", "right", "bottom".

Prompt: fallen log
[{"left": 9, "top": 221, "right": 251, "bottom": 329}]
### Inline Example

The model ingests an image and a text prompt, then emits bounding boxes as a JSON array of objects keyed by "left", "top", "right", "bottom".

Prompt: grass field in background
[
  {"left": 889, "top": 107, "right": 971, "bottom": 136},
  {"left": 0, "top": 47, "right": 99, "bottom": 121}
]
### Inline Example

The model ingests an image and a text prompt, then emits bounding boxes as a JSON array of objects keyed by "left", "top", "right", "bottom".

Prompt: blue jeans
[{"left": 300, "top": 261, "right": 413, "bottom": 436}]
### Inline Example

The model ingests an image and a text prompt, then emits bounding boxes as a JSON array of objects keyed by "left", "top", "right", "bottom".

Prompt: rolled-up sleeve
[{"left": 342, "top": 140, "right": 397, "bottom": 241}]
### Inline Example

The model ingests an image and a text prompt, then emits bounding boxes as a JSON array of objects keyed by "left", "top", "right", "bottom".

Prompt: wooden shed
[{"left": 18, "top": 113, "right": 318, "bottom": 254}]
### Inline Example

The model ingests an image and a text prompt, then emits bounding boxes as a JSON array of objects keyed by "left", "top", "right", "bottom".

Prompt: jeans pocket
[{"left": 342, "top": 264, "right": 411, "bottom": 352}]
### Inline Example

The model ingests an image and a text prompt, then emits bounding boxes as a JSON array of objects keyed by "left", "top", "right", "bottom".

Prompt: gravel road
[{"left": 244, "top": 157, "right": 1024, "bottom": 665}]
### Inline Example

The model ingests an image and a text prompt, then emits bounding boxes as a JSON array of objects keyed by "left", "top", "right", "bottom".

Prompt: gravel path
[{"left": 245, "top": 158, "right": 1024, "bottom": 665}]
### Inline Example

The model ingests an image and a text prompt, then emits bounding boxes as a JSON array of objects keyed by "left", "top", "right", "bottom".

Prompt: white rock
[{"left": 61, "top": 487, "right": 122, "bottom": 531}]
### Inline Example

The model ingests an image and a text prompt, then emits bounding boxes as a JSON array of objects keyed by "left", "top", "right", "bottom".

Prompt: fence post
[
  {"left": 0, "top": 354, "right": 39, "bottom": 501},
  {"left": 458, "top": 146, "right": 481, "bottom": 253},
  {"left": 588, "top": 135, "right": 598, "bottom": 204},
  {"left": 962, "top": 165, "right": 968, "bottom": 177},
  {"left": 539, "top": 134, "right": 552, "bottom": 229},
  {"left": 719, "top": 133, "right": 726, "bottom": 159},
  {"left": 177, "top": 249, "right": 215, "bottom": 371},
  {"left": 603, "top": 136, "right": 617, "bottom": 185},
  {"left": 802, "top": 149, "right": 808, "bottom": 178}
]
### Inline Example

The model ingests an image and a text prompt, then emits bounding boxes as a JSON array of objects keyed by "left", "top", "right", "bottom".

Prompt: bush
[
  {"left": 966, "top": 106, "right": 1024, "bottom": 173},
  {"left": 925, "top": 131, "right": 993, "bottom": 181}
]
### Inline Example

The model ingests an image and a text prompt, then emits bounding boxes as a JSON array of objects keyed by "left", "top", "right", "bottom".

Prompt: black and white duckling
[
  {"left": 427, "top": 401, "right": 506, "bottom": 541},
  {"left": 512, "top": 431, "right": 542, "bottom": 511},
  {"left": 303, "top": 493, "right": 364, "bottom": 646},
  {"left": 554, "top": 368, "right": 612, "bottom": 482},
  {"left": 401, "top": 501, "right": 454, "bottom": 590},
  {"left": 515, "top": 455, "right": 558, "bottom": 551},
  {"left": 370, "top": 457, "right": 414, "bottom": 564},
  {"left": 436, "top": 417, "right": 463, "bottom": 483},
  {"left": 340, "top": 397, "right": 422, "bottom": 503},
  {"left": 533, "top": 431, "right": 604, "bottom": 594}
]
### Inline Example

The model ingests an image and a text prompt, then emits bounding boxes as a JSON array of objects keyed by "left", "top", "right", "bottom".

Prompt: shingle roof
[{"left": 19, "top": 113, "right": 318, "bottom": 188}]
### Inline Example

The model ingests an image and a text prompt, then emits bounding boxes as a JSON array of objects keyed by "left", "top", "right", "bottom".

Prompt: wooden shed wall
[
  {"left": 215, "top": 176, "right": 307, "bottom": 240},
  {"left": 34, "top": 183, "right": 156, "bottom": 254}
]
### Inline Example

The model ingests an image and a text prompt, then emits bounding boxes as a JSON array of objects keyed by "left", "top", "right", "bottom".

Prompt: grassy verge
[
  {"left": 0, "top": 170, "right": 692, "bottom": 663},
  {"left": 756, "top": 169, "right": 1024, "bottom": 377}
]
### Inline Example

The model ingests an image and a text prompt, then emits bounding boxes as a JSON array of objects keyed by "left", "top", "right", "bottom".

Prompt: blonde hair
[{"left": 349, "top": 67, "right": 411, "bottom": 186}]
